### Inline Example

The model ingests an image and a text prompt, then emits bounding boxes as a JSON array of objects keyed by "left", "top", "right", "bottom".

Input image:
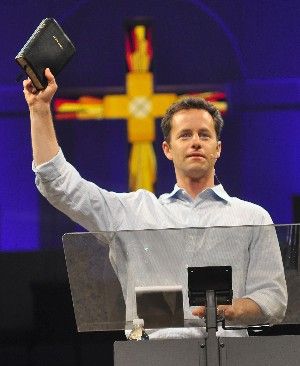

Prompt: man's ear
[
  {"left": 216, "top": 141, "right": 222, "bottom": 159},
  {"left": 162, "top": 141, "right": 173, "bottom": 161}
]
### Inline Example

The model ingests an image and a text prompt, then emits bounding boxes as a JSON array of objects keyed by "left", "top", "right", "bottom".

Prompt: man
[{"left": 23, "top": 69, "right": 287, "bottom": 336}]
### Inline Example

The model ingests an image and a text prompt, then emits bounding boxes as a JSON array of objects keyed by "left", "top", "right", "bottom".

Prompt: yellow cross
[
  {"left": 103, "top": 71, "right": 176, "bottom": 192},
  {"left": 103, "top": 72, "right": 176, "bottom": 192},
  {"left": 103, "top": 72, "right": 176, "bottom": 144}
]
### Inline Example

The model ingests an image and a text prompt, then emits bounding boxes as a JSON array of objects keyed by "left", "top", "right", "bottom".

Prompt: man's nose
[{"left": 191, "top": 134, "right": 201, "bottom": 147}]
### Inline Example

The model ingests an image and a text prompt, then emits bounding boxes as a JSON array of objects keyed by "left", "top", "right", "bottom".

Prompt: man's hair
[{"left": 161, "top": 96, "right": 224, "bottom": 142}]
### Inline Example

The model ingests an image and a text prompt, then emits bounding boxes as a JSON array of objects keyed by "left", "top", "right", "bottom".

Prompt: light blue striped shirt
[{"left": 33, "top": 149, "right": 287, "bottom": 337}]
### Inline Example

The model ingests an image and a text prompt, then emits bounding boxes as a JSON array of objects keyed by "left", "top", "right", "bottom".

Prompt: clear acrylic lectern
[{"left": 62, "top": 224, "right": 300, "bottom": 366}]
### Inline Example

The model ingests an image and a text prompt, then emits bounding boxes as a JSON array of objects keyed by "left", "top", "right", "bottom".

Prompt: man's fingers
[
  {"left": 45, "top": 68, "right": 55, "bottom": 82},
  {"left": 23, "top": 79, "right": 38, "bottom": 95},
  {"left": 23, "top": 78, "right": 31, "bottom": 89},
  {"left": 192, "top": 305, "right": 234, "bottom": 321},
  {"left": 192, "top": 306, "right": 206, "bottom": 317},
  {"left": 44, "top": 68, "right": 58, "bottom": 95},
  {"left": 218, "top": 305, "right": 235, "bottom": 320}
]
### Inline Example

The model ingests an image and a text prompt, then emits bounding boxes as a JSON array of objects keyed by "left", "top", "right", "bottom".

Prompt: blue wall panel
[
  {"left": 0, "top": 114, "right": 39, "bottom": 251},
  {"left": 0, "top": 0, "right": 299, "bottom": 251},
  {"left": 240, "top": 109, "right": 300, "bottom": 224}
]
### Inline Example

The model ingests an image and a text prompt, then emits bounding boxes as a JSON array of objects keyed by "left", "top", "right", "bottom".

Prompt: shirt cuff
[{"left": 32, "top": 148, "right": 66, "bottom": 182}]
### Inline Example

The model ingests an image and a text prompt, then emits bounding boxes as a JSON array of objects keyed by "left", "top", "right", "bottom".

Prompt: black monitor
[{"left": 188, "top": 266, "right": 233, "bottom": 306}]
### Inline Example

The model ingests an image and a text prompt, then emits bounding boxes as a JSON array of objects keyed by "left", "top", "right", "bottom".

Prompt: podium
[
  {"left": 62, "top": 225, "right": 300, "bottom": 366},
  {"left": 114, "top": 336, "right": 300, "bottom": 366}
]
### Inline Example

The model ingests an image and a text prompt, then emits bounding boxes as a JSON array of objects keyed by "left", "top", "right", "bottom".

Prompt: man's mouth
[{"left": 186, "top": 153, "right": 206, "bottom": 159}]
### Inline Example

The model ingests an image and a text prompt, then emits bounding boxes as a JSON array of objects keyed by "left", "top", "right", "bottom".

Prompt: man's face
[{"left": 162, "top": 108, "right": 221, "bottom": 181}]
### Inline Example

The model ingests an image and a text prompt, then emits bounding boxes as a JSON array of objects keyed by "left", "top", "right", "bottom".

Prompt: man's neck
[{"left": 176, "top": 175, "right": 215, "bottom": 199}]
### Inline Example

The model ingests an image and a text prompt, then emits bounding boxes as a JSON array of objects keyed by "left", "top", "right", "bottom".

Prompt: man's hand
[
  {"left": 192, "top": 298, "right": 266, "bottom": 325},
  {"left": 23, "top": 68, "right": 57, "bottom": 108}
]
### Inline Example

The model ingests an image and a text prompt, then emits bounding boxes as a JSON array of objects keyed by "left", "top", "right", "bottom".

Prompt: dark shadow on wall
[{"left": 0, "top": 249, "right": 126, "bottom": 366}]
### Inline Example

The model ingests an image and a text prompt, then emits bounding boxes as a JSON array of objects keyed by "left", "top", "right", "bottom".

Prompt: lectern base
[
  {"left": 114, "top": 338, "right": 205, "bottom": 366},
  {"left": 114, "top": 335, "right": 300, "bottom": 366}
]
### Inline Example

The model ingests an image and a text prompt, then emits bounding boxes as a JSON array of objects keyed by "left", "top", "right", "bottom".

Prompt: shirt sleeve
[
  {"left": 33, "top": 148, "right": 127, "bottom": 232},
  {"left": 243, "top": 223, "right": 288, "bottom": 324}
]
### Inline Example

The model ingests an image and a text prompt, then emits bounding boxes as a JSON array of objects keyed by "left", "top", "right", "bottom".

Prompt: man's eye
[
  {"left": 180, "top": 133, "right": 191, "bottom": 138},
  {"left": 200, "top": 133, "right": 210, "bottom": 139}
]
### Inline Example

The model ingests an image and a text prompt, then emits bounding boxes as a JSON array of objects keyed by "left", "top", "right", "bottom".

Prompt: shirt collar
[
  {"left": 210, "top": 184, "right": 231, "bottom": 203},
  {"left": 161, "top": 184, "right": 231, "bottom": 203}
]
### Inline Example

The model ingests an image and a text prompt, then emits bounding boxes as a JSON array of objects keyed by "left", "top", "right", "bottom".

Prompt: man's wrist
[{"left": 29, "top": 102, "right": 52, "bottom": 115}]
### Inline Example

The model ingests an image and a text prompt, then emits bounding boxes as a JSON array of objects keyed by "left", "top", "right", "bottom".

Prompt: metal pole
[{"left": 205, "top": 290, "right": 220, "bottom": 366}]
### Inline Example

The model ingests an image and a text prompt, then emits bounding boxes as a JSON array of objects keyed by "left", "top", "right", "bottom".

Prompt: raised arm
[{"left": 23, "top": 68, "right": 59, "bottom": 166}]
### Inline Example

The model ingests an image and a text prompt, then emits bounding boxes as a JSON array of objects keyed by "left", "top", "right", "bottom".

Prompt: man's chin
[
  {"left": 186, "top": 169, "right": 210, "bottom": 180},
  {"left": 184, "top": 163, "right": 215, "bottom": 178}
]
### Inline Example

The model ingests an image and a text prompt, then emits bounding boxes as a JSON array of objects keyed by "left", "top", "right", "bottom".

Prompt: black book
[{"left": 15, "top": 18, "right": 75, "bottom": 90}]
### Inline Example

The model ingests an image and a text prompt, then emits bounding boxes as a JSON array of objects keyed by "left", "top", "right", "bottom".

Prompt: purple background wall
[{"left": 0, "top": 0, "right": 299, "bottom": 251}]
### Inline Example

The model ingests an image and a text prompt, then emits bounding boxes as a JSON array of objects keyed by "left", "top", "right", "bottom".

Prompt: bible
[{"left": 15, "top": 18, "right": 75, "bottom": 90}]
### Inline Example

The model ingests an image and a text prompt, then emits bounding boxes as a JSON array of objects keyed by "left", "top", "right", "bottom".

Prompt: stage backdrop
[{"left": 0, "top": 0, "right": 299, "bottom": 251}]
